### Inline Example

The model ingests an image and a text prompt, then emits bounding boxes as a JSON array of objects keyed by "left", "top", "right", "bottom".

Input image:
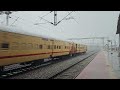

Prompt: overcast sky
[{"left": 0, "top": 11, "right": 120, "bottom": 45}]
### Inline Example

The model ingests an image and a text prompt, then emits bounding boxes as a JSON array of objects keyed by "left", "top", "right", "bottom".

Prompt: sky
[{"left": 0, "top": 11, "right": 120, "bottom": 46}]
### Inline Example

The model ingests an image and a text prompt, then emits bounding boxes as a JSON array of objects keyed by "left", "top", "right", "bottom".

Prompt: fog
[{"left": 0, "top": 11, "right": 120, "bottom": 46}]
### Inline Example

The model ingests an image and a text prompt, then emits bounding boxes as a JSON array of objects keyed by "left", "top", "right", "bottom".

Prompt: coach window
[
  {"left": 39, "top": 45, "right": 43, "bottom": 49},
  {"left": 57, "top": 46, "right": 59, "bottom": 49},
  {"left": 1, "top": 43, "right": 9, "bottom": 50},
  {"left": 54, "top": 45, "right": 56, "bottom": 49},
  {"left": 65, "top": 46, "right": 66, "bottom": 49}
]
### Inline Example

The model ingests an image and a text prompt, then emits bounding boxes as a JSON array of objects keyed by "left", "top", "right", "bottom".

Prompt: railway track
[
  {"left": 0, "top": 57, "right": 71, "bottom": 79},
  {"left": 0, "top": 50, "right": 99, "bottom": 79},
  {"left": 0, "top": 60, "right": 53, "bottom": 79},
  {"left": 48, "top": 51, "right": 98, "bottom": 79}
]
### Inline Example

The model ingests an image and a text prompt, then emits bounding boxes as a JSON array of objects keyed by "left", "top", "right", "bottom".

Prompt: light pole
[{"left": 54, "top": 11, "right": 57, "bottom": 26}]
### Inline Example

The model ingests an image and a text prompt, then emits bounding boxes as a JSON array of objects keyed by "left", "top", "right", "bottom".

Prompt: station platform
[{"left": 75, "top": 50, "right": 119, "bottom": 79}]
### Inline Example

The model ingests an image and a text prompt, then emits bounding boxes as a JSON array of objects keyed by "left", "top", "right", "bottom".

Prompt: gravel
[
  {"left": 8, "top": 50, "right": 99, "bottom": 79},
  {"left": 53, "top": 53, "right": 98, "bottom": 79}
]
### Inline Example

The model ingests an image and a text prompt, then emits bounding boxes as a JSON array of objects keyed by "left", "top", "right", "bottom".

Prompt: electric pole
[
  {"left": 5, "top": 11, "right": 12, "bottom": 26},
  {"left": 54, "top": 11, "right": 57, "bottom": 26},
  {"left": 68, "top": 37, "right": 108, "bottom": 48}
]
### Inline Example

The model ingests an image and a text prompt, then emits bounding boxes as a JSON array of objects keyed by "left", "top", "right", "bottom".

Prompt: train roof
[
  {"left": 0, "top": 25, "right": 62, "bottom": 41},
  {"left": 0, "top": 25, "right": 83, "bottom": 44}
]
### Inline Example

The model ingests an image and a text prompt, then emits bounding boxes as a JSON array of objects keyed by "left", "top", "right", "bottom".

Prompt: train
[{"left": 0, "top": 26, "right": 87, "bottom": 72}]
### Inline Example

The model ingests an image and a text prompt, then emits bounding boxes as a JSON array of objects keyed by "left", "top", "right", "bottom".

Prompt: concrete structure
[{"left": 75, "top": 51, "right": 118, "bottom": 79}]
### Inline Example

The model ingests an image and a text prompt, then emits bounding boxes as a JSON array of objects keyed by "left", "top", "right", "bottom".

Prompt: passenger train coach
[{"left": 0, "top": 26, "right": 87, "bottom": 72}]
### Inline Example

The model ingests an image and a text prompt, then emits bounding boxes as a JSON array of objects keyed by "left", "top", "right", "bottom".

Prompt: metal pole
[
  {"left": 54, "top": 11, "right": 57, "bottom": 26},
  {"left": 5, "top": 11, "right": 12, "bottom": 26}
]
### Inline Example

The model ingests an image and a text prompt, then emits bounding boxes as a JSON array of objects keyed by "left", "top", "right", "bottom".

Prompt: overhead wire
[
  {"left": 10, "top": 17, "right": 19, "bottom": 26},
  {"left": 74, "top": 11, "right": 81, "bottom": 19},
  {"left": 11, "top": 14, "right": 51, "bottom": 30},
  {"left": 37, "top": 11, "right": 54, "bottom": 25},
  {"left": 1, "top": 11, "right": 77, "bottom": 29},
  {"left": 38, "top": 11, "right": 53, "bottom": 21},
  {"left": 67, "top": 11, "right": 79, "bottom": 24},
  {"left": 56, "top": 11, "right": 73, "bottom": 25},
  {"left": 8, "top": 15, "right": 49, "bottom": 29},
  {"left": 37, "top": 11, "right": 74, "bottom": 26},
  {"left": 38, "top": 16, "right": 54, "bottom": 25}
]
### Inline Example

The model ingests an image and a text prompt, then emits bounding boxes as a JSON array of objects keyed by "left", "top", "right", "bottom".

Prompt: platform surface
[{"left": 75, "top": 51, "right": 118, "bottom": 79}]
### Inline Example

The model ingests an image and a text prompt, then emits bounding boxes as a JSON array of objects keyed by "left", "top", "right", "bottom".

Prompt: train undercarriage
[{"left": 0, "top": 52, "right": 86, "bottom": 74}]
